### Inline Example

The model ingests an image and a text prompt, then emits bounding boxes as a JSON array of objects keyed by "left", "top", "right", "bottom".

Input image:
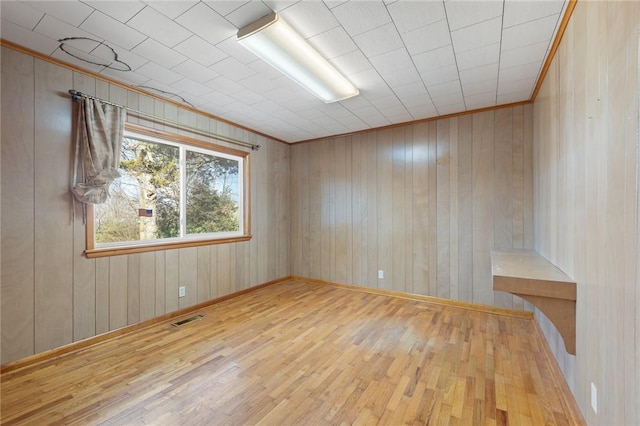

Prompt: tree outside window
[{"left": 88, "top": 127, "right": 248, "bottom": 256}]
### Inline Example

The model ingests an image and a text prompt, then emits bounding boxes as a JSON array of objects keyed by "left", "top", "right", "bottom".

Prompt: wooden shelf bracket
[{"left": 491, "top": 249, "right": 577, "bottom": 355}]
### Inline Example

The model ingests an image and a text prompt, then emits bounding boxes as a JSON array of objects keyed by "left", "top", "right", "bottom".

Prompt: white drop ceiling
[{"left": 0, "top": 0, "right": 567, "bottom": 143}]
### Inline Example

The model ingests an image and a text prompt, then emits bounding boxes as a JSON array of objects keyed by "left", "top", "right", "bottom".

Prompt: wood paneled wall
[
  {"left": 290, "top": 105, "right": 534, "bottom": 309},
  {"left": 0, "top": 47, "right": 290, "bottom": 364},
  {"left": 533, "top": 1, "right": 639, "bottom": 424}
]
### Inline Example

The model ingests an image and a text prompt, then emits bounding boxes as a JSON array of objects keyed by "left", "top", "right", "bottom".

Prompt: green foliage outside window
[{"left": 94, "top": 131, "right": 242, "bottom": 246}]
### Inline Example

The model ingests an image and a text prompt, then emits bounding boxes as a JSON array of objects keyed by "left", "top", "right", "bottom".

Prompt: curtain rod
[{"left": 68, "top": 90, "right": 260, "bottom": 151}]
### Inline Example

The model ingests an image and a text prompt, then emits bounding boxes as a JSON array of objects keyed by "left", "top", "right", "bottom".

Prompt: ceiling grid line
[
  {"left": 383, "top": 0, "right": 436, "bottom": 121},
  {"left": 0, "top": 0, "right": 569, "bottom": 143},
  {"left": 440, "top": 0, "right": 465, "bottom": 115},
  {"left": 495, "top": 0, "right": 507, "bottom": 106}
]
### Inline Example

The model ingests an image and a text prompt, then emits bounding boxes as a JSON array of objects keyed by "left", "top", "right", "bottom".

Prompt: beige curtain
[{"left": 71, "top": 98, "right": 126, "bottom": 205}]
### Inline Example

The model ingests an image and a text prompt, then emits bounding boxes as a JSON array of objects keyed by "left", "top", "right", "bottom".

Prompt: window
[{"left": 86, "top": 124, "right": 250, "bottom": 257}]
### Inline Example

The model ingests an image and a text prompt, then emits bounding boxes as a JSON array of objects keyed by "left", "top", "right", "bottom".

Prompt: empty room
[{"left": 1, "top": 0, "right": 638, "bottom": 424}]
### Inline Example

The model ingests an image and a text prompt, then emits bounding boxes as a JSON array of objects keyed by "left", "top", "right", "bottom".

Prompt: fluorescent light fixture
[{"left": 237, "top": 12, "right": 359, "bottom": 103}]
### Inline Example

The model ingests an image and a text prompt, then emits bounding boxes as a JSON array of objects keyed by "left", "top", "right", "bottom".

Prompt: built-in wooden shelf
[{"left": 491, "top": 249, "right": 577, "bottom": 355}]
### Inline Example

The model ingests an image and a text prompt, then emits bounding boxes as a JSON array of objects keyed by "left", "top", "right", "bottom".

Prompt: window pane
[
  {"left": 89, "top": 126, "right": 249, "bottom": 256},
  {"left": 186, "top": 150, "right": 240, "bottom": 234},
  {"left": 94, "top": 137, "right": 179, "bottom": 244}
]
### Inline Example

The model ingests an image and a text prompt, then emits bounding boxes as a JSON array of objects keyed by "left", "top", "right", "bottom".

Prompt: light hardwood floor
[{"left": 1, "top": 279, "right": 581, "bottom": 425}]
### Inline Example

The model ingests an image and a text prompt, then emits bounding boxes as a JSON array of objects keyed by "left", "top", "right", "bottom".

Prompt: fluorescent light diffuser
[{"left": 237, "top": 12, "right": 359, "bottom": 103}]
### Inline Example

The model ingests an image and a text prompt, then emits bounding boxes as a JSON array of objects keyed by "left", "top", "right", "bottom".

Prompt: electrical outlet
[
  {"left": 591, "top": 382, "right": 598, "bottom": 414},
  {"left": 378, "top": 270, "right": 384, "bottom": 279},
  {"left": 179, "top": 286, "right": 186, "bottom": 298}
]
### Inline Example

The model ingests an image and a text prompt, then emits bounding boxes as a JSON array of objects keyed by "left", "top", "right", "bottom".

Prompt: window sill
[{"left": 85, "top": 235, "right": 252, "bottom": 258}]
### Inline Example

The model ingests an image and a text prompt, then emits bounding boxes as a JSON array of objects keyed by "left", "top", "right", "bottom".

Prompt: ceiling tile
[
  {"left": 500, "top": 40, "right": 548, "bottom": 68},
  {"left": 262, "top": 86, "right": 306, "bottom": 104},
  {"left": 296, "top": 107, "right": 330, "bottom": 120},
  {"left": 85, "top": 39, "right": 148, "bottom": 70},
  {"left": 136, "top": 62, "right": 184, "bottom": 85},
  {"left": 402, "top": 94, "right": 433, "bottom": 109},
  {"left": 308, "top": 27, "right": 357, "bottom": 60},
  {"left": 51, "top": 46, "right": 105, "bottom": 74},
  {"left": 144, "top": 1, "right": 198, "bottom": 20},
  {"left": 200, "top": 90, "right": 237, "bottom": 107},
  {"left": 83, "top": 1, "right": 146, "bottom": 23},
  {"left": 1, "top": 0, "right": 567, "bottom": 143},
  {"left": 264, "top": 0, "right": 300, "bottom": 13},
  {"left": 336, "top": 114, "right": 368, "bottom": 129},
  {"left": 271, "top": 74, "right": 310, "bottom": 94},
  {"left": 138, "top": 80, "right": 195, "bottom": 105},
  {"left": 347, "top": 68, "right": 386, "bottom": 92},
  {"left": 279, "top": 2, "right": 339, "bottom": 38},
  {"left": 387, "top": 1, "right": 446, "bottom": 34},
  {"left": 374, "top": 94, "right": 404, "bottom": 109},
  {"left": 58, "top": 36, "right": 103, "bottom": 55},
  {"left": 238, "top": 74, "right": 278, "bottom": 94},
  {"left": 406, "top": 101, "right": 437, "bottom": 118},
  {"left": 1, "top": 2, "right": 45, "bottom": 30},
  {"left": 427, "top": 80, "right": 462, "bottom": 98},
  {"left": 436, "top": 102, "right": 466, "bottom": 115},
  {"left": 171, "top": 59, "right": 220, "bottom": 84},
  {"left": 99, "top": 67, "right": 150, "bottom": 86},
  {"left": 501, "top": 15, "right": 558, "bottom": 51},
  {"left": 432, "top": 91, "right": 464, "bottom": 107},
  {"left": 330, "top": 50, "right": 373, "bottom": 76},
  {"left": 413, "top": 45, "right": 456, "bottom": 73},
  {"left": 459, "top": 62, "right": 499, "bottom": 84},
  {"left": 172, "top": 77, "right": 214, "bottom": 98},
  {"left": 386, "top": 111, "right": 413, "bottom": 123},
  {"left": 393, "top": 81, "right": 428, "bottom": 99},
  {"left": 498, "top": 77, "right": 537, "bottom": 95},
  {"left": 174, "top": 36, "right": 228, "bottom": 67},
  {"left": 378, "top": 65, "right": 421, "bottom": 88},
  {"left": 253, "top": 99, "right": 283, "bottom": 114},
  {"left": 126, "top": 6, "right": 191, "bottom": 48},
  {"left": 499, "top": 61, "right": 542, "bottom": 83},
  {"left": 497, "top": 90, "right": 531, "bottom": 104},
  {"left": 202, "top": 1, "right": 247, "bottom": 17},
  {"left": 352, "top": 106, "right": 390, "bottom": 127},
  {"left": 331, "top": 1, "right": 390, "bottom": 36},
  {"left": 354, "top": 23, "right": 404, "bottom": 58},
  {"left": 210, "top": 56, "right": 256, "bottom": 82},
  {"left": 451, "top": 16, "right": 502, "bottom": 54},
  {"left": 461, "top": 77, "right": 498, "bottom": 96},
  {"left": 80, "top": 11, "right": 146, "bottom": 50},
  {"left": 369, "top": 48, "right": 413, "bottom": 75},
  {"left": 503, "top": 0, "right": 564, "bottom": 28},
  {"left": 205, "top": 76, "right": 245, "bottom": 96},
  {"left": 225, "top": 2, "right": 273, "bottom": 28},
  {"left": 445, "top": 0, "right": 503, "bottom": 31},
  {"left": 246, "top": 59, "right": 286, "bottom": 80},
  {"left": 216, "top": 36, "right": 259, "bottom": 65},
  {"left": 324, "top": 102, "right": 353, "bottom": 115},
  {"left": 175, "top": 2, "right": 237, "bottom": 45},
  {"left": 0, "top": 18, "right": 59, "bottom": 54},
  {"left": 132, "top": 38, "right": 188, "bottom": 68},
  {"left": 363, "top": 84, "right": 397, "bottom": 102},
  {"left": 28, "top": 1, "right": 94, "bottom": 26},
  {"left": 34, "top": 15, "right": 98, "bottom": 44},
  {"left": 418, "top": 64, "right": 459, "bottom": 86},
  {"left": 324, "top": 1, "right": 349, "bottom": 10},
  {"left": 455, "top": 43, "right": 500, "bottom": 71},
  {"left": 465, "top": 91, "right": 496, "bottom": 109},
  {"left": 403, "top": 19, "right": 451, "bottom": 56}
]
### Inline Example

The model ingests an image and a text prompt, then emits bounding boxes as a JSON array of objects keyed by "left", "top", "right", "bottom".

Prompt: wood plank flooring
[{"left": 1, "top": 279, "right": 580, "bottom": 425}]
